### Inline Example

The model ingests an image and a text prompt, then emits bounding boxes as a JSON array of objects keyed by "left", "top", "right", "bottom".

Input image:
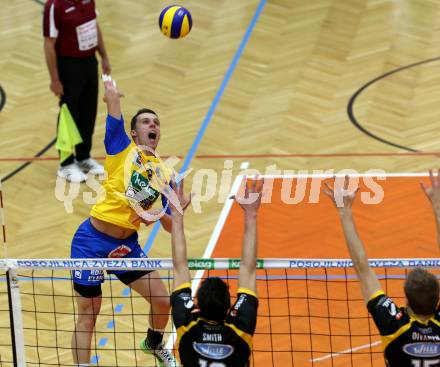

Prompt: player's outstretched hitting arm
[
  {"left": 324, "top": 176, "right": 381, "bottom": 303},
  {"left": 235, "top": 178, "right": 264, "bottom": 294},
  {"left": 169, "top": 179, "right": 193, "bottom": 290},
  {"left": 421, "top": 169, "right": 440, "bottom": 252}
]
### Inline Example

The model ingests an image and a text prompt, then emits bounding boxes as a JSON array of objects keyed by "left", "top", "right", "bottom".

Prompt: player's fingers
[
  {"left": 420, "top": 182, "right": 430, "bottom": 196},
  {"left": 344, "top": 175, "right": 350, "bottom": 190},
  {"left": 428, "top": 169, "right": 434, "bottom": 186},
  {"left": 251, "top": 177, "right": 257, "bottom": 192},
  {"left": 167, "top": 176, "right": 175, "bottom": 192},
  {"left": 183, "top": 193, "right": 194, "bottom": 209},
  {"left": 323, "top": 188, "right": 333, "bottom": 199},
  {"left": 259, "top": 177, "right": 265, "bottom": 192},
  {"left": 324, "top": 182, "right": 334, "bottom": 195},
  {"left": 351, "top": 187, "right": 360, "bottom": 197}
]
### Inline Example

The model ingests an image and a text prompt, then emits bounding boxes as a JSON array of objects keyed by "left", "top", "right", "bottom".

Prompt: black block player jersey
[
  {"left": 367, "top": 290, "right": 440, "bottom": 367},
  {"left": 171, "top": 283, "right": 258, "bottom": 367}
]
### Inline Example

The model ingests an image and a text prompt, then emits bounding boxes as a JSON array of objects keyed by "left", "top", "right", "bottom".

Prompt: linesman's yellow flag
[{"left": 56, "top": 104, "right": 83, "bottom": 163}]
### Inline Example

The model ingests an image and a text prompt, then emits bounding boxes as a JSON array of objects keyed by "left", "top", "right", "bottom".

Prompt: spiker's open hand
[
  {"left": 324, "top": 176, "right": 359, "bottom": 210},
  {"left": 102, "top": 74, "right": 123, "bottom": 103}
]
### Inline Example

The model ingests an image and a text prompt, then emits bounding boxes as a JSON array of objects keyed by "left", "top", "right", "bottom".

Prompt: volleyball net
[{"left": 1, "top": 258, "right": 440, "bottom": 367}]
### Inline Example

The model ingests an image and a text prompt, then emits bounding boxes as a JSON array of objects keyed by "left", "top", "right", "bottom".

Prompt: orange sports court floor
[{"left": 202, "top": 174, "right": 440, "bottom": 367}]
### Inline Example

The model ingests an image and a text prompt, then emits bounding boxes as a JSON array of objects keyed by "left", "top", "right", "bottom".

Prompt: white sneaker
[
  {"left": 76, "top": 158, "right": 105, "bottom": 175},
  {"left": 140, "top": 338, "right": 179, "bottom": 367},
  {"left": 57, "top": 163, "right": 87, "bottom": 183}
]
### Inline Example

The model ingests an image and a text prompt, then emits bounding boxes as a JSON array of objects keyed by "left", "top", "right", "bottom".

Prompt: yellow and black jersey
[
  {"left": 367, "top": 290, "right": 440, "bottom": 367},
  {"left": 171, "top": 283, "right": 258, "bottom": 367}
]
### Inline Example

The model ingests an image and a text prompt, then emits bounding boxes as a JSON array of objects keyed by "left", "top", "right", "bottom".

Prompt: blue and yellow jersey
[
  {"left": 171, "top": 283, "right": 258, "bottom": 367},
  {"left": 367, "top": 290, "right": 440, "bottom": 367},
  {"left": 90, "top": 115, "right": 170, "bottom": 230}
]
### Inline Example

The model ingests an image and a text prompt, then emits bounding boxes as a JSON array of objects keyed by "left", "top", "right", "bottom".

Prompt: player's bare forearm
[
  {"left": 43, "top": 38, "right": 60, "bottom": 82},
  {"left": 97, "top": 25, "right": 111, "bottom": 74},
  {"left": 106, "top": 99, "right": 121, "bottom": 119},
  {"left": 338, "top": 209, "right": 381, "bottom": 303},
  {"left": 103, "top": 76, "right": 121, "bottom": 119},
  {"left": 429, "top": 202, "right": 440, "bottom": 251},
  {"left": 433, "top": 209, "right": 440, "bottom": 252},
  {"left": 420, "top": 169, "right": 440, "bottom": 252},
  {"left": 97, "top": 25, "right": 107, "bottom": 59},
  {"left": 238, "top": 212, "right": 258, "bottom": 293},
  {"left": 171, "top": 213, "right": 191, "bottom": 289}
]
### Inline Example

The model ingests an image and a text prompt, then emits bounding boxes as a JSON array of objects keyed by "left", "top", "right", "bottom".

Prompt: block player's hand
[
  {"left": 421, "top": 169, "right": 440, "bottom": 213},
  {"left": 233, "top": 177, "right": 264, "bottom": 215},
  {"left": 324, "top": 176, "right": 359, "bottom": 212},
  {"left": 168, "top": 178, "right": 193, "bottom": 216}
]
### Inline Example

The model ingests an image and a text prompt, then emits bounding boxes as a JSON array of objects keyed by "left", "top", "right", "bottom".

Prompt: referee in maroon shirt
[{"left": 43, "top": 0, "right": 111, "bottom": 183}]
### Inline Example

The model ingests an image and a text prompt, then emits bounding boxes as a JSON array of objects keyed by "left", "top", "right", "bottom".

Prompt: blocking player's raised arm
[
  {"left": 324, "top": 177, "right": 381, "bottom": 304},
  {"left": 236, "top": 178, "right": 264, "bottom": 294},
  {"left": 169, "top": 179, "right": 192, "bottom": 290},
  {"left": 421, "top": 169, "right": 440, "bottom": 252}
]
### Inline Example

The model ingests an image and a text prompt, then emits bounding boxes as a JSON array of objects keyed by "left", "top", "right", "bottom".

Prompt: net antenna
[{"left": 1, "top": 178, "right": 26, "bottom": 366}]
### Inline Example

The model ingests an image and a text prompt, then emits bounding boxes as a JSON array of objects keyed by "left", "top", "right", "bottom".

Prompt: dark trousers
[{"left": 58, "top": 56, "right": 98, "bottom": 166}]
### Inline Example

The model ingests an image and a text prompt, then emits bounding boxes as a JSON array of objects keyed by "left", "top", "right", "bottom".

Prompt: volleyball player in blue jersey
[{"left": 70, "top": 77, "right": 185, "bottom": 367}]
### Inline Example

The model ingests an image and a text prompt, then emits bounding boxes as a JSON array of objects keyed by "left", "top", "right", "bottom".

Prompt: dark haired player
[
  {"left": 70, "top": 76, "right": 186, "bottom": 367},
  {"left": 325, "top": 175, "right": 440, "bottom": 367},
  {"left": 168, "top": 178, "right": 263, "bottom": 367}
]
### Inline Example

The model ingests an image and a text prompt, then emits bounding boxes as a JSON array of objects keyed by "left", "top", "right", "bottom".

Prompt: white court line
[
  {"left": 310, "top": 340, "right": 382, "bottom": 362},
  {"left": 165, "top": 165, "right": 246, "bottom": 351}
]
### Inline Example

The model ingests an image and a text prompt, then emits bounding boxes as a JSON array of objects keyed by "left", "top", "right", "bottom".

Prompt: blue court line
[{"left": 143, "top": 0, "right": 267, "bottom": 255}]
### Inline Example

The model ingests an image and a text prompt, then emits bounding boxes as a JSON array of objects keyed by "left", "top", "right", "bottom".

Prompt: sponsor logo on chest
[
  {"left": 403, "top": 343, "right": 440, "bottom": 357},
  {"left": 192, "top": 342, "right": 234, "bottom": 360}
]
